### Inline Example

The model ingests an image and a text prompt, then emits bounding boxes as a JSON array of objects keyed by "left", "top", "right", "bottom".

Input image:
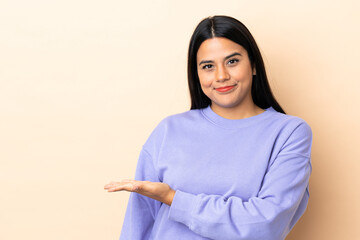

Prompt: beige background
[{"left": 1, "top": 0, "right": 359, "bottom": 239}]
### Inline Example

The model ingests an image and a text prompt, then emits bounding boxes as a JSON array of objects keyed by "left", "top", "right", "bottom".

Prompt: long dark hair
[{"left": 187, "top": 15, "right": 286, "bottom": 114}]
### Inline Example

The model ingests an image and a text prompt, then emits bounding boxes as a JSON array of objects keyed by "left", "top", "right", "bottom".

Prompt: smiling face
[{"left": 197, "top": 37, "right": 256, "bottom": 114}]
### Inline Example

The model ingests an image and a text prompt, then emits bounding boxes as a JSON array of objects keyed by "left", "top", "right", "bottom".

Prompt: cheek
[
  {"left": 233, "top": 64, "right": 254, "bottom": 80},
  {"left": 230, "top": 68, "right": 248, "bottom": 81},
  {"left": 198, "top": 72, "right": 213, "bottom": 88}
]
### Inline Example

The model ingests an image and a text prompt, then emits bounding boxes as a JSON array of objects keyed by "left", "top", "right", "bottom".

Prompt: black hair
[{"left": 187, "top": 15, "right": 286, "bottom": 114}]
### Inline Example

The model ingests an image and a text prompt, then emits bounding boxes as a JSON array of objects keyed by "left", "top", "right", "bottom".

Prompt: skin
[
  {"left": 197, "top": 37, "right": 264, "bottom": 119},
  {"left": 104, "top": 179, "right": 175, "bottom": 206},
  {"left": 104, "top": 37, "right": 264, "bottom": 206}
]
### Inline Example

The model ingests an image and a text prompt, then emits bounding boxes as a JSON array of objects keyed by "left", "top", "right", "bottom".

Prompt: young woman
[{"left": 104, "top": 15, "right": 313, "bottom": 240}]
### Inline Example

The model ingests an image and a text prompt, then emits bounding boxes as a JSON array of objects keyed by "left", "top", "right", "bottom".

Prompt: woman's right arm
[{"left": 119, "top": 148, "right": 162, "bottom": 240}]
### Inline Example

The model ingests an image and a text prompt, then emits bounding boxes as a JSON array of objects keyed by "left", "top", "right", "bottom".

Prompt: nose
[{"left": 216, "top": 65, "right": 230, "bottom": 82}]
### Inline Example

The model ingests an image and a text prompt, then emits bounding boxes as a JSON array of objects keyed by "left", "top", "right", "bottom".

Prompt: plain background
[{"left": 1, "top": 0, "right": 359, "bottom": 239}]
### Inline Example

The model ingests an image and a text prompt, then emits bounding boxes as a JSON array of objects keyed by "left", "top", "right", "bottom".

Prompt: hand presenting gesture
[{"left": 104, "top": 180, "right": 176, "bottom": 206}]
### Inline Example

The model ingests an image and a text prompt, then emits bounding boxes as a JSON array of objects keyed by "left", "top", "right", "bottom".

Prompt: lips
[{"left": 215, "top": 85, "right": 236, "bottom": 92}]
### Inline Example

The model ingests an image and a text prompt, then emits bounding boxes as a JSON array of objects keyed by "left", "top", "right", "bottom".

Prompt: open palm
[{"left": 104, "top": 179, "right": 175, "bottom": 206}]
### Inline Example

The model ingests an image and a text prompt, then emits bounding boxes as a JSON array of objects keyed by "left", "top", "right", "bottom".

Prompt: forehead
[{"left": 197, "top": 37, "right": 246, "bottom": 60}]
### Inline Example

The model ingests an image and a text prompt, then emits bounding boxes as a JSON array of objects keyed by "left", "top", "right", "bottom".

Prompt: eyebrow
[{"left": 198, "top": 52, "right": 242, "bottom": 66}]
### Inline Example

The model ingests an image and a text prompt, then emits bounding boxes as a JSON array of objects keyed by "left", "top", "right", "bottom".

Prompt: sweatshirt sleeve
[
  {"left": 119, "top": 148, "right": 162, "bottom": 240},
  {"left": 168, "top": 121, "right": 313, "bottom": 240}
]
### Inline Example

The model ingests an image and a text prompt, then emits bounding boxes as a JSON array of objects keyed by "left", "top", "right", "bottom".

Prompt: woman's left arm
[{"left": 167, "top": 121, "right": 313, "bottom": 240}]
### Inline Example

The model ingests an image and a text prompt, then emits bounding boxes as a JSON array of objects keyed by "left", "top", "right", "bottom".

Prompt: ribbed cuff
[{"left": 168, "top": 190, "right": 197, "bottom": 227}]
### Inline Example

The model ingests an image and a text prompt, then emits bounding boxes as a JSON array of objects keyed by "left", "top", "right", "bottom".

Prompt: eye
[
  {"left": 202, "top": 64, "right": 213, "bottom": 70},
  {"left": 228, "top": 58, "right": 239, "bottom": 65}
]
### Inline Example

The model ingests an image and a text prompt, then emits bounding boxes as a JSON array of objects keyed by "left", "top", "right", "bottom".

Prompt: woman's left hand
[{"left": 104, "top": 180, "right": 176, "bottom": 206}]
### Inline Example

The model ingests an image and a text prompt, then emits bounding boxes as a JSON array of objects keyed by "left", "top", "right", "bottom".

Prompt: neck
[{"left": 210, "top": 102, "right": 264, "bottom": 120}]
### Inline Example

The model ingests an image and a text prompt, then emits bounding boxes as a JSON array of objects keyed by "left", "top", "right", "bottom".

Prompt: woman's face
[{"left": 196, "top": 37, "right": 256, "bottom": 112}]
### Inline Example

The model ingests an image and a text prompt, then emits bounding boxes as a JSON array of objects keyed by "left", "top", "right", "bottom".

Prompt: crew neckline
[{"left": 200, "top": 105, "right": 275, "bottom": 129}]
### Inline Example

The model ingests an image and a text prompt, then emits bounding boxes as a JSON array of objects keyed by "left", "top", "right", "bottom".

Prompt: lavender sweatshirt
[{"left": 119, "top": 105, "right": 313, "bottom": 240}]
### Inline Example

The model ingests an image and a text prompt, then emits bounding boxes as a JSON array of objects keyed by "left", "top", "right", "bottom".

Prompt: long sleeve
[
  {"left": 168, "top": 122, "right": 313, "bottom": 240},
  {"left": 119, "top": 148, "right": 162, "bottom": 240}
]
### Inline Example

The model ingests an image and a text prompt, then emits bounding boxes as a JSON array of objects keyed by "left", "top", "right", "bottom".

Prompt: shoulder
[
  {"left": 267, "top": 108, "right": 312, "bottom": 137},
  {"left": 142, "top": 108, "right": 202, "bottom": 151},
  {"left": 267, "top": 108, "right": 313, "bottom": 157},
  {"left": 154, "top": 108, "right": 203, "bottom": 129}
]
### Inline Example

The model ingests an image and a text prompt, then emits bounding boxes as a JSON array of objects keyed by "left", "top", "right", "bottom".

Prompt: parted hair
[{"left": 187, "top": 15, "right": 285, "bottom": 114}]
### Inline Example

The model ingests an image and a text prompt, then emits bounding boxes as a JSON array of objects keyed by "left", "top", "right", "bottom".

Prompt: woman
[{"left": 104, "top": 15, "right": 312, "bottom": 240}]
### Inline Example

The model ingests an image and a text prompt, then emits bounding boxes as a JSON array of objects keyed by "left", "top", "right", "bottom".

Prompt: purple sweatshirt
[{"left": 119, "top": 105, "right": 313, "bottom": 240}]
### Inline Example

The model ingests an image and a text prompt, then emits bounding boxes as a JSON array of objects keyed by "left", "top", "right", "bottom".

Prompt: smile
[{"left": 215, "top": 85, "right": 236, "bottom": 93}]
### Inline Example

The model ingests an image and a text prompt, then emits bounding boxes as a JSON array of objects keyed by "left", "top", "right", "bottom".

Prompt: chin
[{"left": 212, "top": 102, "right": 242, "bottom": 109}]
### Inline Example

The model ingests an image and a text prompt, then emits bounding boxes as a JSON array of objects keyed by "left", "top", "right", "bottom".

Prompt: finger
[
  {"left": 104, "top": 179, "right": 135, "bottom": 189},
  {"left": 107, "top": 182, "right": 136, "bottom": 192},
  {"left": 105, "top": 180, "right": 148, "bottom": 192}
]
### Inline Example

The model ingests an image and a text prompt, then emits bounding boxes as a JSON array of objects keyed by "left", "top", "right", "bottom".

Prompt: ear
[{"left": 252, "top": 64, "right": 256, "bottom": 75}]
